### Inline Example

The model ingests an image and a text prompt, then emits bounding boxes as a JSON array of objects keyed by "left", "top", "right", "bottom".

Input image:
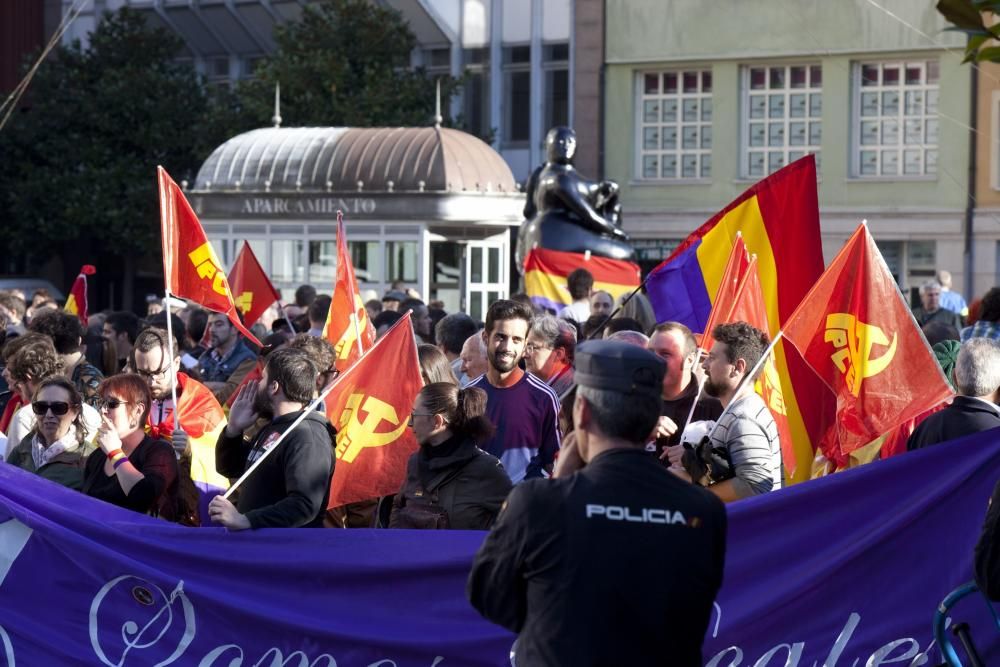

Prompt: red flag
[
  {"left": 228, "top": 242, "right": 281, "bottom": 327},
  {"left": 782, "top": 224, "right": 954, "bottom": 462},
  {"left": 64, "top": 264, "right": 95, "bottom": 326},
  {"left": 323, "top": 212, "right": 375, "bottom": 372},
  {"left": 157, "top": 167, "right": 261, "bottom": 347},
  {"left": 324, "top": 313, "right": 422, "bottom": 507},
  {"left": 700, "top": 235, "right": 750, "bottom": 349}
]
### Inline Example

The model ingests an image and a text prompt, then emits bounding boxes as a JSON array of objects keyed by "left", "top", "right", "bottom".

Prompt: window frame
[
  {"left": 739, "top": 63, "right": 823, "bottom": 180},
  {"left": 633, "top": 68, "right": 713, "bottom": 183},
  {"left": 501, "top": 43, "right": 532, "bottom": 147},
  {"left": 850, "top": 59, "right": 939, "bottom": 180}
]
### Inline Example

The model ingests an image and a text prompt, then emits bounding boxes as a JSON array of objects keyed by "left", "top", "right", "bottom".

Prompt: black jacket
[
  {"left": 906, "top": 396, "right": 1000, "bottom": 452},
  {"left": 467, "top": 447, "right": 727, "bottom": 667},
  {"left": 976, "top": 477, "right": 1000, "bottom": 600},
  {"left": 389, "top": 435, "right": 512, "bottom": 530},
  {"left": 216, "top": 410, "right": 336, "bottom": 528}
]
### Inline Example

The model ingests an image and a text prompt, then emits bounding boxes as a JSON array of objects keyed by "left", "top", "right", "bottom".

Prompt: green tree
[
  {"left": 233, "top": 0, "right": 461, "bottom": 128},
  {"left": 937, "top": 0, "right": 1000, "bottom": 61},
  {"left": 0, "top": 8, "right": 217, "bottom": 305}
]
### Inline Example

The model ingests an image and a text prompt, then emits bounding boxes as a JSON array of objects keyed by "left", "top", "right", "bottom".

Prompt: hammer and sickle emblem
[
  {"left": 188, "top": 243, "right": 232, "bottom": 298},
  {"left": 336, "top": 393, "right": 408, "bottom": 463},
  {"left": 334, "top": 294, "right": 370, "bottom": 360},
  {"left": 824, "top": 313, "right": 897, "bottom": 397},
  {"left": 235, "top": 292, "right": 253, "bottom": 314}
]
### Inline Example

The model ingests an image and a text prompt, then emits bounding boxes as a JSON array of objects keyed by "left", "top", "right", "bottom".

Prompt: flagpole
[
  {"left": 158, "top": 167, "right": 181, "bottom": 434},
  {"left": 223, "top": 379, "right": 338, "bottom": 499},
  {"left": 704, "top": 331, "right": 784, "bottom": 443},
  {"left": 277, "top": 300, "right": 298, "bottom": 333}
]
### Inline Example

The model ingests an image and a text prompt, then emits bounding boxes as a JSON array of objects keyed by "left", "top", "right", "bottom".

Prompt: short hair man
[
  {"left": 0, "top": 293, "right": 25, "bottom": 335},
  {"left": 936, "top": 269, "right": 969, "bottom": 319},
  {"left": 459, "top": 332, "right": 488, "bottom": 386},
  {"left": 210, "top": 348, "right": 336, "bottom": 529},
  {"left": 103, "top": 311, "right": 140, "bottom": 369},
  {"left": 286, "top": 333, "right": 337, "bottom": 392},
  {"left": 468, "top": 340, "right": 726, "bottom": 666},
  {"left": 689, "top": 322, "right": 781, "bottom": 502},
  {"left": 197, "top": 312, "right": 258, "bottom": 404},
  {"left": 131, "top": 327, "right": 223, "bottom": 452},
  {"left": 381, "top": 290, "right": 406, "bottom": 312},
  {"left": 524, "top": 314, "right": 576, "bottom": 399},
  {"left": 307, "top": 295, "right": 332, "bottom": 337},
  {"left": 283, "top": 284, "right": 317, "bottom": 322},
  {"left": 913, "top": 279, "right": 963, "bottom": 329},
  {"left": 908, "top": 338, "right": 1000, "bottom": 451},
  {"left": 469, "top": 300, "right": 561, "bottom": 482},
  {"left": 558, "top": 268, "right": 594, "bottom": 323},
  {"left": 28, "top": 310, "right": 104, "bottom": 407},
  {"left": 399, "top": 298, "right": 432, "bottom": 343},
  {"left": 436, "top": 313, "right": 478, "bottom": 382},
  {"left": 590, "top": 290, "right": 614, "bottom": 318},
  {"left": 648, "top": 322, "right": 723, "bottom": 464}
]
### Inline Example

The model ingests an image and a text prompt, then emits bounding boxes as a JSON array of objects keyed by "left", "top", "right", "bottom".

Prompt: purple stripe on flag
[{"left": 646, "top": 240, "right": 712, "bottom": 331}]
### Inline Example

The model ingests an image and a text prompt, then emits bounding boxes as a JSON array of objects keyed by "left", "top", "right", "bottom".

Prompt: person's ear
[{"left": 734, "top": 358, "right": 748, "bottom": 378}]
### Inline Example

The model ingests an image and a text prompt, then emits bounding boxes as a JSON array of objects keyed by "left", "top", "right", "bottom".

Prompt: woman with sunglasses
[
  {"left": 7, "top": 376, "right": 95, "bottom": 490},
  {"left": 389, "top": 382, "right": 512, "bottom": 530},
  {"left": 81, "top": 374, "right": 182, "bottom": 521}
]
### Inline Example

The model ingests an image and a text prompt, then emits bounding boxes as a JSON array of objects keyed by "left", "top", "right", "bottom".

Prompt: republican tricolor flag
[
  {"left": 157, "top": 166, "right": 262, "bottom": 347},
  {"left": 64, "top": 264, "right": 95, "bottom": 326},
  {"left": 782, "top": 223, "right": 954, "bottom": 464},
  {"left": 523, "top": 248, "right": 640, "bottom": 314},
  {"left": 323, "top": 211, "right": 375, "bottom": 373},
  {"left": 645, "top": 156, "right": 827, "bottom": 481},
  {"left": 325, "top": 313, "right": 423, "bottom": 507},
  {"left": 228, "top": 241, "right": 281, "bottom": 327}
]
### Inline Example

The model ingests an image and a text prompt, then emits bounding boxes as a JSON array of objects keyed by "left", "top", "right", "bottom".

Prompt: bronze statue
[{"left": 517, "top": 127, "right": 635, "bottom": 270}]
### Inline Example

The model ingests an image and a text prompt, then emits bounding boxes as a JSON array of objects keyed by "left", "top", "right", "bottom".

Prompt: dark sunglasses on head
[{"left": 32, "top": 401, "right": 71, "bottom": 416}]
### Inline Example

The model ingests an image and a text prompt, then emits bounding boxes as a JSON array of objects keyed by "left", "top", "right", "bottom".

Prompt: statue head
[{"left": 545, "top": 127, "right": 577, "bottom": 164}]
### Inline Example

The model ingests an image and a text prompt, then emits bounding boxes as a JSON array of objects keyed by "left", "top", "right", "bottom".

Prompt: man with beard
[
  {"left": 198, "top": 312, "right": 257, "bottom": 404},
  {"left": 469, "top": 300, "right": 561, "bottom": 482},
  {"left": 686, "top": 321, "right": 780, "bottom": 502},
  {"left": 649, "top": 322, "right": 722, "bottom": 464},
  {"left": 209, "top": 348, "right": 336, "bottom": 529}
]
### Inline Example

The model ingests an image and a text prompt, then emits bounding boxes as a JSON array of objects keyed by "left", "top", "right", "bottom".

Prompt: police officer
[{"left": 467, "top": 340, "right": 727, "bottom": 666}]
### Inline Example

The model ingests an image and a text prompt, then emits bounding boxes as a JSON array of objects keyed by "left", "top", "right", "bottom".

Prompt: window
[
  {"left": 632, "top": 239, "right": 682, "bottom": 275},
  {"left": 308, "top": 241, "right": 337, "bottom": 285},
  {"left": 271, "top": 240, "right": 305, "bottom": 284},
  {"left": 874, "top": 239, "right": 936, "bottom": 296},
  {"left": 386, "top": 241, "right": 418, "bottom": 284},
  {"left": 543, "top": 42, "right": 569, "bottom": 132},
  {"left": 637, "top": 69, "right": 712, "bottom": 180},
  {"left": 350, "top": 241, "right": 380, "bottom": 284},
  {"left": 744, "top": 65, "right": 821, "bottom": 178},
  {"left": 503, "top": 46, "right": 531, "bottom": 144},
  {"left": 463, "top": 48, "right": 491, "bottom": 141},
  {"left": 854, "top": 60, "right": 939, "bottom": 177}
]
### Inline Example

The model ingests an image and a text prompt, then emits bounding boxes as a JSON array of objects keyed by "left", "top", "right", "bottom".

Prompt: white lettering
[
  {"left": 865, "top": 639, "right": 919, "bottom": 667},
  {"left": 583, "top": 504, "right": 689, "bottom": 525},
  {"left": 751, "top": 643, "right": 803, "bottom": 667},
  {"left": 0, "top": 626, "right": 14, "bottom": 667},
  {"left": 820, "top": 612, "right": 860, "bottom": 667},
  {"left": 706, "top": 647, "right": 743, "bottom": 667}
]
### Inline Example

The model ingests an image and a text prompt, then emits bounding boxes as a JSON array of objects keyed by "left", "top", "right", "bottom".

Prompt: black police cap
[{"left": 574, "top": 340, "right": 665, "bottom": 398}]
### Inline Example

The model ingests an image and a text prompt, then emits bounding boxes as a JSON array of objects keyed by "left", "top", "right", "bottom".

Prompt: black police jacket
[{"left": 467, "top": 447, "right": 727, "bottom": 667}]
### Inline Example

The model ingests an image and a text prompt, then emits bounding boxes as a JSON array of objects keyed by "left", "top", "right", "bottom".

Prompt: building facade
[{"left": 603, "top": 0, "right": 989, "bottom": 302}]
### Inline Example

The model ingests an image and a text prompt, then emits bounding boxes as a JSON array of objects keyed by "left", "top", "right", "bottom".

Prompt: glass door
[{"left": 464, "top": 234, "right": 509, "bottom": 321}]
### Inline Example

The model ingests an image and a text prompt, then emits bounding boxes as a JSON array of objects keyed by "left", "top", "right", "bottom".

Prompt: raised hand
[
  {"left": 96, "top": 414, "right": 122, "bottom": 456},
  {"left": 226, "top": 380, "right": 260, "bottom": 437}
]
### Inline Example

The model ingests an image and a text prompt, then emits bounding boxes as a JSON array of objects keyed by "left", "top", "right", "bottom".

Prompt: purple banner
[{"left": 0, "top": 431, "right": 997, "bottom": 665}]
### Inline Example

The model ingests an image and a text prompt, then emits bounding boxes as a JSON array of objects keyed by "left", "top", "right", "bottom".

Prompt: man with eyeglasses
[
  {"left": 131, "top": 328, "right": 226, "bottom": 459},
  {"left": 523, "top": 314, "right": 576, "bottom": 400}
]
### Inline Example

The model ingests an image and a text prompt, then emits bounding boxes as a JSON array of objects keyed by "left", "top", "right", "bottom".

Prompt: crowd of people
[{"left": 3, "top": 263, "right": 1000, "bottom": 664}]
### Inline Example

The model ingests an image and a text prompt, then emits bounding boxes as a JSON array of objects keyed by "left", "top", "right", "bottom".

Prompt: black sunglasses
[
  {"left": 32, "top": 401, "right": 71, "bottom": 416},
  {"left": 99, "top": 398, "right": 131, "bottom": 411}
]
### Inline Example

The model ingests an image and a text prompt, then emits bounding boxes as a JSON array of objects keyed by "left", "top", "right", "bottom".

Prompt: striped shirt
[
  {"left": 961, "top": 321, "right": 1000, "bottom": 343},
  {"left": 708, "top": 392, "right": 781, "bottom": 499},
  {"left": 470, "top": 372, "right": 562, "bottom": 483}
]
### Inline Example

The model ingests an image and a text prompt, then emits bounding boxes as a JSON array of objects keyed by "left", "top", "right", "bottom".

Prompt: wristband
[
  {"left": 112, "top": 455, "right": 129, "bottom": 470},
  {"left": 106, "top": 448, "right": 123, "bottom": 461}
]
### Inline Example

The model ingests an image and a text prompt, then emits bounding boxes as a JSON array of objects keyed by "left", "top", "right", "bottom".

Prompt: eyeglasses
[
  {"left": 32, "top": 401, "right": 71, "bottom": 416},
  {"left": 407, "top": 412, "right": 436, "bottom": 426},
  {"left": 99, "top": 398, "right": 132, "bottom": 411},
  {"left": 135, "top": 362, "right": 172, "bottom": 381},
  {"left": 525, "top": 342, "right": 552, "bottom": 353}
]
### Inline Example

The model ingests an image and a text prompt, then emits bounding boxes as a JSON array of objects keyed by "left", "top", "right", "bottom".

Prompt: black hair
[
  {"left": 295, "top": 284, "right": 317, "bottom": 308},
  {"left": 27, "top": 310, "right": 84, "bottom": 355},
  {"left": 105, "top": 311, "right": 140, "bottom": 344},
  {"left": 567, "top": 269, "right": 594, "bottom": 300},
  {"left": 484, "top": 299, "right": 534, "bottom": 337},
  {"left": 264, "top": 348, "right": 319, "bottom": 405},
  {"left": 435, "top": 313, "right": 477, "bottom": 355},
  {"left": 420, "top": 382, "right": 495, "bottom": 444}
]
